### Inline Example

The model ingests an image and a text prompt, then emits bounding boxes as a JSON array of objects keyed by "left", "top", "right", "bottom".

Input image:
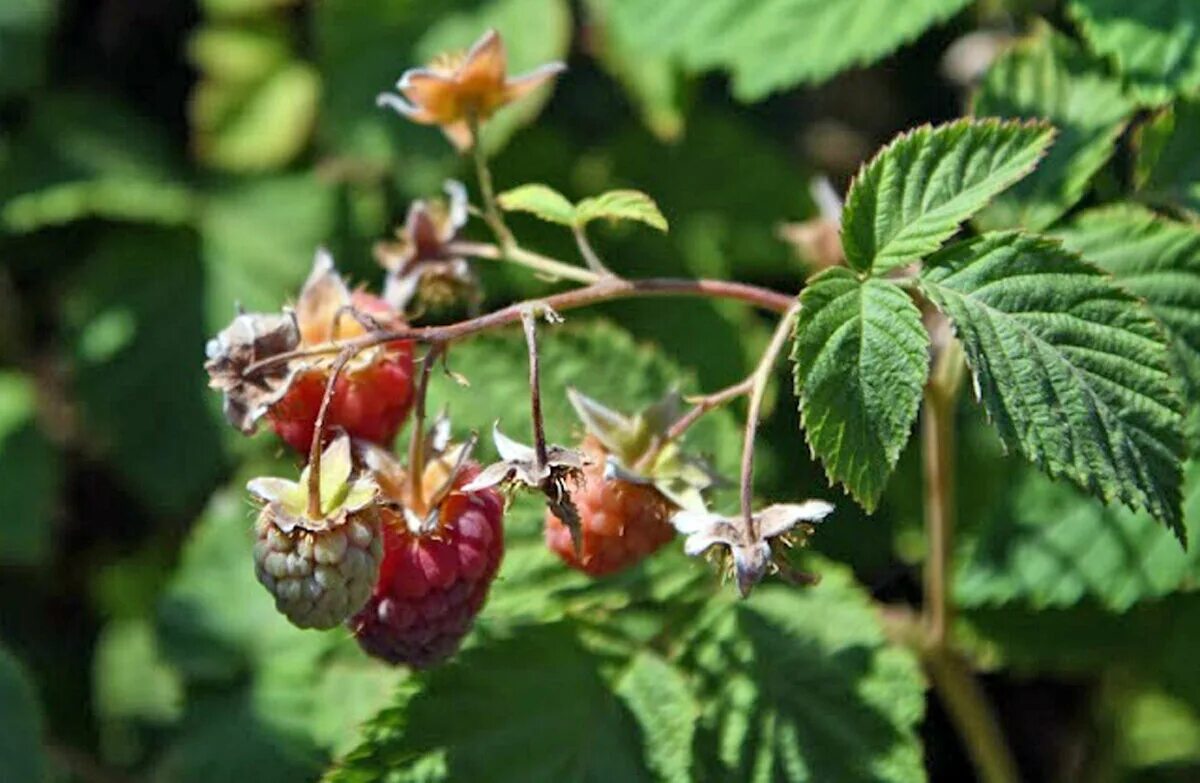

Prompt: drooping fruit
[
  {"left": 248, "top": 433, "right": 383, "bottom": 629},
  {"left": 544, "top": 436, "right": 675, "bottom": 576},
  {"left": 544, "top": 389, "right": 718, "bottom": 577},
  {"left": 349, "top": 437, "right": 505, "bottom": 668}
]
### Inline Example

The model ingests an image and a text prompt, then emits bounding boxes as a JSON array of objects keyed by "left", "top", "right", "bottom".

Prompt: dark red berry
[{"left": 350, "top": 470, "right": 504, "bottom": 668}]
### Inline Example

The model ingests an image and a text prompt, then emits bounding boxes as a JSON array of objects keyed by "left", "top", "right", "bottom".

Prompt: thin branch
[
  {"left": 407, "top": 343, "right": 443, "bottom": 515},
  {"left": 739, "top": 303, "right": 802, "bottom": 530},
  {"left": 468, "top": 115, "right": 514, "bottom": 247},
  {"left": 521, "top": 309, "right": 549, "bottom": 468},
  {"left": 923, "top": 385, "right": 956, "bottom": 647},
  {"left": 667, "top": 377, "right": 756, "bottom": 443},
  {"left": 307, "top": 349, "right": 354, "bottom": 518},
  {"left": 243, "top": 276, "right": 795, "bottom": 378},
  {"left": 881, "top": 606, "right": 1019, "bottom": 783},
  {"left": 571, "top": 225, "right": 614, "bottom": 276}
]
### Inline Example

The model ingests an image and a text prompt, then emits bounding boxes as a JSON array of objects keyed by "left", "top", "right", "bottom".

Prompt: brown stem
[
  {"left": 521, "top": 309, "right": 549, "bottom": 468},
  {"left": 739, "top": 303, "right": 801, "bottom": 530},
  {"left": 882, "top": 606, "right": 1019, "bottom": 783},
  {"left": 406, "top": 343, "right": 442, "bottom": 515},
  {"left": 667, "top": 377, "right": 756, "bottom": 443},
  {"left": 243, "top": 276, "right": 795, "bottom": 379},
  {"left": 922, "top": 385, "right": 956, "bottom": 647},
  {"left": 307, "top": 349, "right": 354, "bottom": 518},
  {"left": 925, "top": 647, "right": 1020, "bottom": 783}
]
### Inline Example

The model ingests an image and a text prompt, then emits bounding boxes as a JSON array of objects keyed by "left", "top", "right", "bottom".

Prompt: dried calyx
[
  {"left": 672, "top": 501, "right": 833, "bottom": 597},
  {"left": 358, "top": 415, "right": 479, "bottom": 535},
  {"left": 375, "top": 180, "right": 480, "bottom": 315},
  {"left": 464, "top": 423, "right": 586, "bottom": 536},
  {"left": 204, "top": 249, "right": 411, "bottom": 439},
  {"left": 567, "top": 388, "right": 720, "bottom": 513}
]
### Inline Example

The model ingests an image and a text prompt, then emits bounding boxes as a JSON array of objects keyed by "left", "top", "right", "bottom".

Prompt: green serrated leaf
[
  {"left": 326, "top": 624, "right": 656, "bottom": 783},
  {"left": 1068, "top": 0, "right": 1200, "bottom": 104},
  {"left": 919, "top": 232, "right": 1187, "bottom": 537},
  {"left": 792, "top": 269, "right": 929, "bottom": 511},
  {"left": 496, "top": 183, "right": 577, "bottom": 225},
  {"left": 1055, "top": 205, "right": 1200, "bottom": 407},
  {"left": 1135, "top": 96, "right": 1200, "bottom": 219},
  {"left": 597, "top": 0, "right": 970, "bottom": 101},
  {"left": 971, "top": 25, "right": 1136, "bottom": 231},
  {"left": 576, "top": 190, "right": 669, "bottom": 232},
  {"left": 686, "top": 566, "right": 926, "bottom": 783},
  {"left": 615, "top": 652, "right": 697, "bottom": 783},
  {"left": 841, "top": 118, "right": 1054, "bottom": 274},
  {"left": 956, "top": 461, "right": 1200, "bottom": 612},
  {"left": 0, "top": 645, "right": 44, "bottom": 783},
  {"left": 0, "top": 373, "right": 59, "bottom": 567}
]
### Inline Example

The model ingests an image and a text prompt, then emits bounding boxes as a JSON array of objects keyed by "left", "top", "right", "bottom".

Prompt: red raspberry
[
  {"left": 349, "top": 469, "right": 504, "bottom": 668},
  {"left": 544, "top": 437, "right": 675, "bottom": 576},
  {"left": 269, "top": 292, "right": 415, "bottom": 454}
]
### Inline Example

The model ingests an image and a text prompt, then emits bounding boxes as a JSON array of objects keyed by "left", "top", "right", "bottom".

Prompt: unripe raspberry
[
  {"left": 247, "top": 433, "right": 383, "bottom": 629},
  {"left": 350, "top": 463, "right": 505, "bottom": 668},
  {"left": 545, "top": 437, "right": 675, "bottom": 576},
  {"left": 253, "top": 504, "right": 383, "bottom": 629}
]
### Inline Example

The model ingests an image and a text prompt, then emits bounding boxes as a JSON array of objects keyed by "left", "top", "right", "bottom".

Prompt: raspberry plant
[{"left": 7, "top": 1, "right": 1200, "bottom": 782}]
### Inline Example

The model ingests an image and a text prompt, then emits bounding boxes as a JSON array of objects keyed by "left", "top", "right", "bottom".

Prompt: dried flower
[
  {"left": 375, "top": 181, "right": 480, "bottom": 314},
  {"left": 205, "top": 310, "right": 301, "bottom": 433},
  {"left": 672, "top": 501, "right": 833, "bottom": 597},
  {"left": 463, "top": 423, "right": 587, "bottom": 534},
  {"left": 377, "top": 29, "right": 566, "bottom": 150}
]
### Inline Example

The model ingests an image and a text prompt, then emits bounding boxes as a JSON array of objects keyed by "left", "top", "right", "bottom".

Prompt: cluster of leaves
[{"left": 4, "top": 0, "right": 1200, "bottom": 782}]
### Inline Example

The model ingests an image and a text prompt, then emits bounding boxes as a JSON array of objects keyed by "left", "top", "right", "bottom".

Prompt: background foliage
[{"left": 4, "top": 0, "right": 1200, "bottom": 781}]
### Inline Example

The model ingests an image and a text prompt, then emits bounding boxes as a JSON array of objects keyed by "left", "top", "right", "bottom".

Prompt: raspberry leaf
[
  {"left": 0, "top": 373, "right": 60, "bottom": 566},
  {"left": 326, "top": 623, "right": 671, "bottom": 782},
  {"left": 1134, "top": 96, "right": 1200, "bottom": 220},
  {"left": 956, "top": 462, "right": 1200, "bottom": 612},
  {"left": 792, "top": 268, "right": 930, "bottom": 511},
  {"left": 574, "top": 189, "right": 668, "bottom": 232},
  {"left": 590, "top": 0, "right": 972, "bottom": 101},
  {"left": 840, "top": 118, "right": 1054, "bottom": 274},
  {"left": 497, "top": 183, "right": 576, "bottom": 225},
  {"left": 1054, "top": 205, "right": 1200, "bottom": 411},
  {"left": 919, "top": 232, "right": 1188, "bottom": 538},
  {"left": 1068, "top": 0, "right": 1200, "bottom": 104},
  {"left": 684, "top": 565, "right": 925, "bottom": 782},
  {"left": 970, "top": 25, "right": 1136, "bottom": 232}
]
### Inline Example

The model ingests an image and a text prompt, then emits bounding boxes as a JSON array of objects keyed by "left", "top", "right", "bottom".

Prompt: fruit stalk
[
  {"left": 521, "top": 309, "right": 549, "bottom": 469},
  {"left": 406, "top": 343, "right": 443, "bottom": 515},
  {"left": 738, "top": 303, "right": 801, "bottom": 533},
  {"left": 307, "top": 348, "right": 355, "bottom": 518}
]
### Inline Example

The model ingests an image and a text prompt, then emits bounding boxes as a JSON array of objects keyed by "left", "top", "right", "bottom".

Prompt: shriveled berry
[
  {"left": 544, "top": 437, "right": 675, "bottom": 576},
  {"left": 350, "top": 477, "right": 504, "bottom": 669}
]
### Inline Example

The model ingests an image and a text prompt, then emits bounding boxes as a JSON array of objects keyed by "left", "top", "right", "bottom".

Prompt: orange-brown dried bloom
[{"left": 376, "top": 29, "right": 565, "bottom": 150}]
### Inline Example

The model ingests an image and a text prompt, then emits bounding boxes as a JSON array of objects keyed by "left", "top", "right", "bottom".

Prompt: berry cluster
[{"left": 203, "top": 27, "right": 831, "bottom": 669}]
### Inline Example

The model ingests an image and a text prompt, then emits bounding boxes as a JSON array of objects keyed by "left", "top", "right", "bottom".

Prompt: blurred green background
[{"left": 5, "top": 0, "right": 1200, "bottom": 781}]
